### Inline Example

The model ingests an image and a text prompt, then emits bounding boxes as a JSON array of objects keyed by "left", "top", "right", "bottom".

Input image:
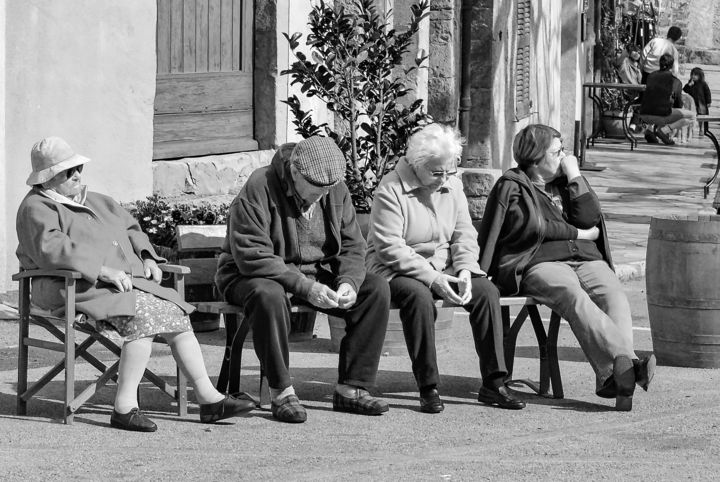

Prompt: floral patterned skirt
[{"left": 93, "top": 290, "right": 192, "bottom": 342}]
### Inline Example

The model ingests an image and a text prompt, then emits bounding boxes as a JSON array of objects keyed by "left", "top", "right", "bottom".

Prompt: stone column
[
  {"left": 428, "top": 0, "right": 460, "bottom": 125},
  {"left": 393, "top": 0, "right": 430, "bottom": 105}
]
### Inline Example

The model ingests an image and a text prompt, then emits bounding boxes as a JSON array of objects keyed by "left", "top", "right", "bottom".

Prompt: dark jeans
[
  {"left": 226, "top": 272, "right": 390, "bottom": 390},
  {"left": 389, "top": 275, "right": 507, "bottom": 390}
]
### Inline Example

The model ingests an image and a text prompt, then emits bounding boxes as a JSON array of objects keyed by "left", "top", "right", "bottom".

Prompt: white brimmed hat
[{"left": 26, "top": 137, "right": 90, "bottom": 186}]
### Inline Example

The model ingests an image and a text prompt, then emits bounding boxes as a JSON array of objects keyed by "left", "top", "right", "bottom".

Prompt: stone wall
[
  {"left": 152, "top": 150, "right": 275, "bottom": 198},
  {"left": 657, "top": 0, "right": 720, "bottom": 64}
]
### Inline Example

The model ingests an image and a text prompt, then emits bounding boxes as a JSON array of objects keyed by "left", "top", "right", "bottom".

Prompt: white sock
[{"left": 269, "top": 385, "right": 295, "bottom": 403}]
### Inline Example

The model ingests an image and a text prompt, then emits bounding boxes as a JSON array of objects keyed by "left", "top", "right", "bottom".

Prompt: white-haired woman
[{"left": 366, "top": 123, "right": 525, "bottom": 413}]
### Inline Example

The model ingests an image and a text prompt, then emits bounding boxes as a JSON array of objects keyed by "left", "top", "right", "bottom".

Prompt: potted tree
[
  {"left": 281, "top": 0, "right": 432, "bottom": 220},
  {"left": 598, "top": 0, "right": 628, "bottom": 138}
]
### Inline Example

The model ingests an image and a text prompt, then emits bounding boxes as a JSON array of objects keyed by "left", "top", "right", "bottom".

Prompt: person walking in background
[
  {"left": 684, "top": 66, "right": 712, "bottom": 133},
  {"left": 641, "top": 26, "right": 682, "bottom": 82}
]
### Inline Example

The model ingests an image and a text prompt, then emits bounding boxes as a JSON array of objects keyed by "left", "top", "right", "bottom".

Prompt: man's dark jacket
[
  {"left": 215, "top": 143, "right": 367, "bottom": 299},
  {"left": 477, "top": 168, "right": 613, "bottom": 296}
]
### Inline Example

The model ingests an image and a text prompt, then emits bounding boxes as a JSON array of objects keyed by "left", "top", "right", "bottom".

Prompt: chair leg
[
  {"left": 176, "top": 365, "right": 188, "bottom": 417},
  {"left": 527, "top": 306, "right": 550, "bottom": 396},
  {"left": 547, "top": 312, "right": 564, "bottom": 399},
  {"left": 64, "top": 278, "right": 77, "bottom": 425},
  {"left": 258, "top": 367, "right": 269, "bottom": 408},
  {"left": 17, "top": 279, "right": 30, "bottom": 416}
]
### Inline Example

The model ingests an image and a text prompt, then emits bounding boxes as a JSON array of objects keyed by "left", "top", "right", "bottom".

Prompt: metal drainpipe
[{"left": 458, "top": 0, "right": 473, "bottom": 148}]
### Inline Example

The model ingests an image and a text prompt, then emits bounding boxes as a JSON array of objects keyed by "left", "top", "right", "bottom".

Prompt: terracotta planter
[{"left": 328, "top": 305, "right": 456, "bottom": 356}]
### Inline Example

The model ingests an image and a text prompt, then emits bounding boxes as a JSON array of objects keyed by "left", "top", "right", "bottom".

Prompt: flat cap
[{"left": 291, "top": 136, "right": 346, "bottom": 187}]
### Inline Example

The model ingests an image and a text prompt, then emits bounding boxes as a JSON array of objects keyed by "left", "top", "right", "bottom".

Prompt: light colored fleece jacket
[{"left": 365, "top": 157, "right": 483, "bottom": 286}]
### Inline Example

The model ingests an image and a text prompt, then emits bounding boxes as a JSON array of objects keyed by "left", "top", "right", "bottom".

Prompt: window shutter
[{"left": 515, "top": 0, "right": 532, "bottom": 119}]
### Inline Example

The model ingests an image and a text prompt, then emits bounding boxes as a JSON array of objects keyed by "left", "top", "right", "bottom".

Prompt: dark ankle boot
[{"left": 613, "top": 356, "right": 636, "bottom": 411}]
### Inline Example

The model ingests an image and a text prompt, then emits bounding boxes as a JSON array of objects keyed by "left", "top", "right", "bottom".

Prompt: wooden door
[{"left": 154, "top": 0, "right": 256, "bottom": 159}]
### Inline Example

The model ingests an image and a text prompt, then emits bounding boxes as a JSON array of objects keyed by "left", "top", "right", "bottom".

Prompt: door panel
[{"left": 154, "top": 0, "right": 255, "bottom": 160}]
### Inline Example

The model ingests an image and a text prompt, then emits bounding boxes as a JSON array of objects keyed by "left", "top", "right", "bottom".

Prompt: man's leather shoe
[
  {"left": 419, "top": 387, "right": 444, "bottom": 414},
  {"left": 110, "top": 408, "right": 157, "bottom": 432},
  {"left": 200, "top": 394, "right": 255, "bottom": 423},
  {"left": 333, "top": 388, "right": 389, "bottom": 415},
  {"left": 634, "top": 354, "right": 656, "bottom": 391},
  {"left": 655, "top": 126, "right": 675, "bottom": 145},
  {"left": 271, "top": 394, "right": 307, "bottom": 423},
  {"left": 477, "top": 385, "right": 526, "bottom": 410},
  {"left": 644, "top": 129, "right": 659, "bottom": 144}
]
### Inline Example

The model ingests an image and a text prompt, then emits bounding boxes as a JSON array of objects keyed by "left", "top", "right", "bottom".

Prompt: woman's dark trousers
[{"left": 389, "top": 275, "right": 508, "bottom": 390}]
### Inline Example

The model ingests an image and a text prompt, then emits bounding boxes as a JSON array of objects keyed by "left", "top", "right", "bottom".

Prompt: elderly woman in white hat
[{"left": 16, "top": 137, "right": 254, "bottom": 431}]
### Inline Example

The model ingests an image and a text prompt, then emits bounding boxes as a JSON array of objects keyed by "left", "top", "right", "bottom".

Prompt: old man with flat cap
[{"left": 216, "top": 136, "right": 391, "bottom": 423}]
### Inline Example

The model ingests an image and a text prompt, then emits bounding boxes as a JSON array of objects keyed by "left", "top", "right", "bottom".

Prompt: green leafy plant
[
  {"left": 281, "top": 0, "right": 432, "bottom": 212},
  {"left": 125, "top": 195, "right": 229, "bottom": 252},
  {"left": 598, "top": 0, "right": 626, "bottom": 113}
]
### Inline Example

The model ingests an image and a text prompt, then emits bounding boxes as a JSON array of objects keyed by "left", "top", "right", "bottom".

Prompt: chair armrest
[
  {"left": 159, "top": 264, "right": 191, "bottom": 275},
  {"left": 12, "top": 269, "right": 83, "bottom": 281}
]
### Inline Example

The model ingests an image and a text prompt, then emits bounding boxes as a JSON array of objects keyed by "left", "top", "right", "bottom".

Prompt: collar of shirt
[
  {"left": 396, "top": 157, "right": 452, "bottom": 194},
  {"left": 35, "top": 185, "right": 97, "bottom": 216}
]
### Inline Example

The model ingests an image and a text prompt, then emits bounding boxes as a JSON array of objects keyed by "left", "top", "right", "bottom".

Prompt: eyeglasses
[
  {"left": 548, "top": 146, "right": 564, "bottom": 158},
  {"left": 65, "top": 165, "right": 83, "bottom": 179},
  {"left": 424, "top": 165, "right": 459, "bottom": 178}
]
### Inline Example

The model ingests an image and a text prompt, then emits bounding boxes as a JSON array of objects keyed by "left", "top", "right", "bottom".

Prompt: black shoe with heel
[
  {"left": 613, "top": 356, "right": 636, "bottom": 411},
  {"left": 419, "top": 386, "right": 444, "bottom": 414},
  {"left": 634, "top": 354, "right": 656, "bottom": 391}
]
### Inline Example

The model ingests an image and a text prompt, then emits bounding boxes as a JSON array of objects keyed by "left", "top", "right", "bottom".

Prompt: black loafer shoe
[
  {"left": 634, "top": 354, "right": 656, "bottom": 392},
  {"left": 419, "top": 387, "right": 444, "bottom": 414},
  {"left": 200, "top": 394, "right": 255, "bottom": 423},
  {"left": 655, "top": 126, "right": 675, "bottom": 145},
  {"left": 110, "top": 408, "right": 157, "bottom": 432},
  {"left": 333, "top": 388, "right": 389, "bottom": 415},
  {"left": 271, "top": 394, "right": 307, "bottom": 423},
  {"left": 477, "top": 385, "right": 526, "bottom": 410},
  {"left": 644, "top": 129, "right": 659, "bottom": 144}
]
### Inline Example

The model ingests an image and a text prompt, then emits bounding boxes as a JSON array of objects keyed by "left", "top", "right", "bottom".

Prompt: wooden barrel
[
  {"left": 328, "top": 302, "right": 456, "bottom": 356},
  {"left": 646, "top": 214, "right": 720, "bottom": 367}
]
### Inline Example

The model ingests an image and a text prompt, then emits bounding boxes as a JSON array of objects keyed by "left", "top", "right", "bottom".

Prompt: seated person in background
[
  {"left": 215, "top": 136, "right": 391, "bottom": 424},
  {"left": 639, "top": 54, "right": 695, "bottom": 145},
  {"left": 16, "top": 137, "right": 253, "bottom": 432},
  {"left": 366, "top": 124, "right": 525, "bottom": 413},
  {"left": 477, "top": 125, "right": 656, "bottom": 412},
  {"left": 617, "top": 44, "right": 642, "bottom": 85}
]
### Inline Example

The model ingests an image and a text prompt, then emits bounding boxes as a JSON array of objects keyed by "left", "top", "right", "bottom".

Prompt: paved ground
[{"left": 2, "top": 67, "right": 720, "bottom": 481}]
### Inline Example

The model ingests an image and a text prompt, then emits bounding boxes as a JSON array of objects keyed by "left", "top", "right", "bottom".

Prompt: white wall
[{"left": 1, "top": 0, "right": 157, "bottom": 291}]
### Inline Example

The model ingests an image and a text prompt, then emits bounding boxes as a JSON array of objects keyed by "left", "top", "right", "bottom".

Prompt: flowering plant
[{"left": 125, "top": 195, "right": 229, "bottom": 251}]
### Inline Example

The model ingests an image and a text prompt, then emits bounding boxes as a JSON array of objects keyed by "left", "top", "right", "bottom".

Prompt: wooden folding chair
[{"left": 13, "top": 264, "right": 191, "bottom": 424}]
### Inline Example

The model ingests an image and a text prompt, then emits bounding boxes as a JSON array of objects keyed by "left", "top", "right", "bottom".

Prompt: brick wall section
[{"left": 152, "top": 150, "right": 275, "bottom": 197}]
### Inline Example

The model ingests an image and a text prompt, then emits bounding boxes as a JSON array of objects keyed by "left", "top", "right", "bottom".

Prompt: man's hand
[
  {"left": 577, "top": 226, "right": 600, "bottom": 241},
  {"left": 308, "top": 282, "right": 339, "bottom": 309},
  {"left": 560, "top": 155, "right": 582, "bottom": 180},
  {"left": 336, "top": 283, "right": 357, "bottom": 309},
  {"left": 457, "top": 270, "right": 473, "bottom": 305},
  {"left": 430, "top": 274, "right": 464, "bottom": 305},
  {"left": 99, "top": 266, "right": 132, "bottom": 292},
  {"left": 143, "top": 258, "right": 162, "bottom": 283}
]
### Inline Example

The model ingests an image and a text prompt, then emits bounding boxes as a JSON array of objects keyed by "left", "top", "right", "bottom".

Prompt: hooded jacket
[
  {"left": 215, "top": 143, "right": 367, "bottom": 299},
  {"left": 16, "top": 188, "right": 194, "bottom": 320},
  {"left": 477, "top": 168, "right": 613, "bottom": 296}
]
